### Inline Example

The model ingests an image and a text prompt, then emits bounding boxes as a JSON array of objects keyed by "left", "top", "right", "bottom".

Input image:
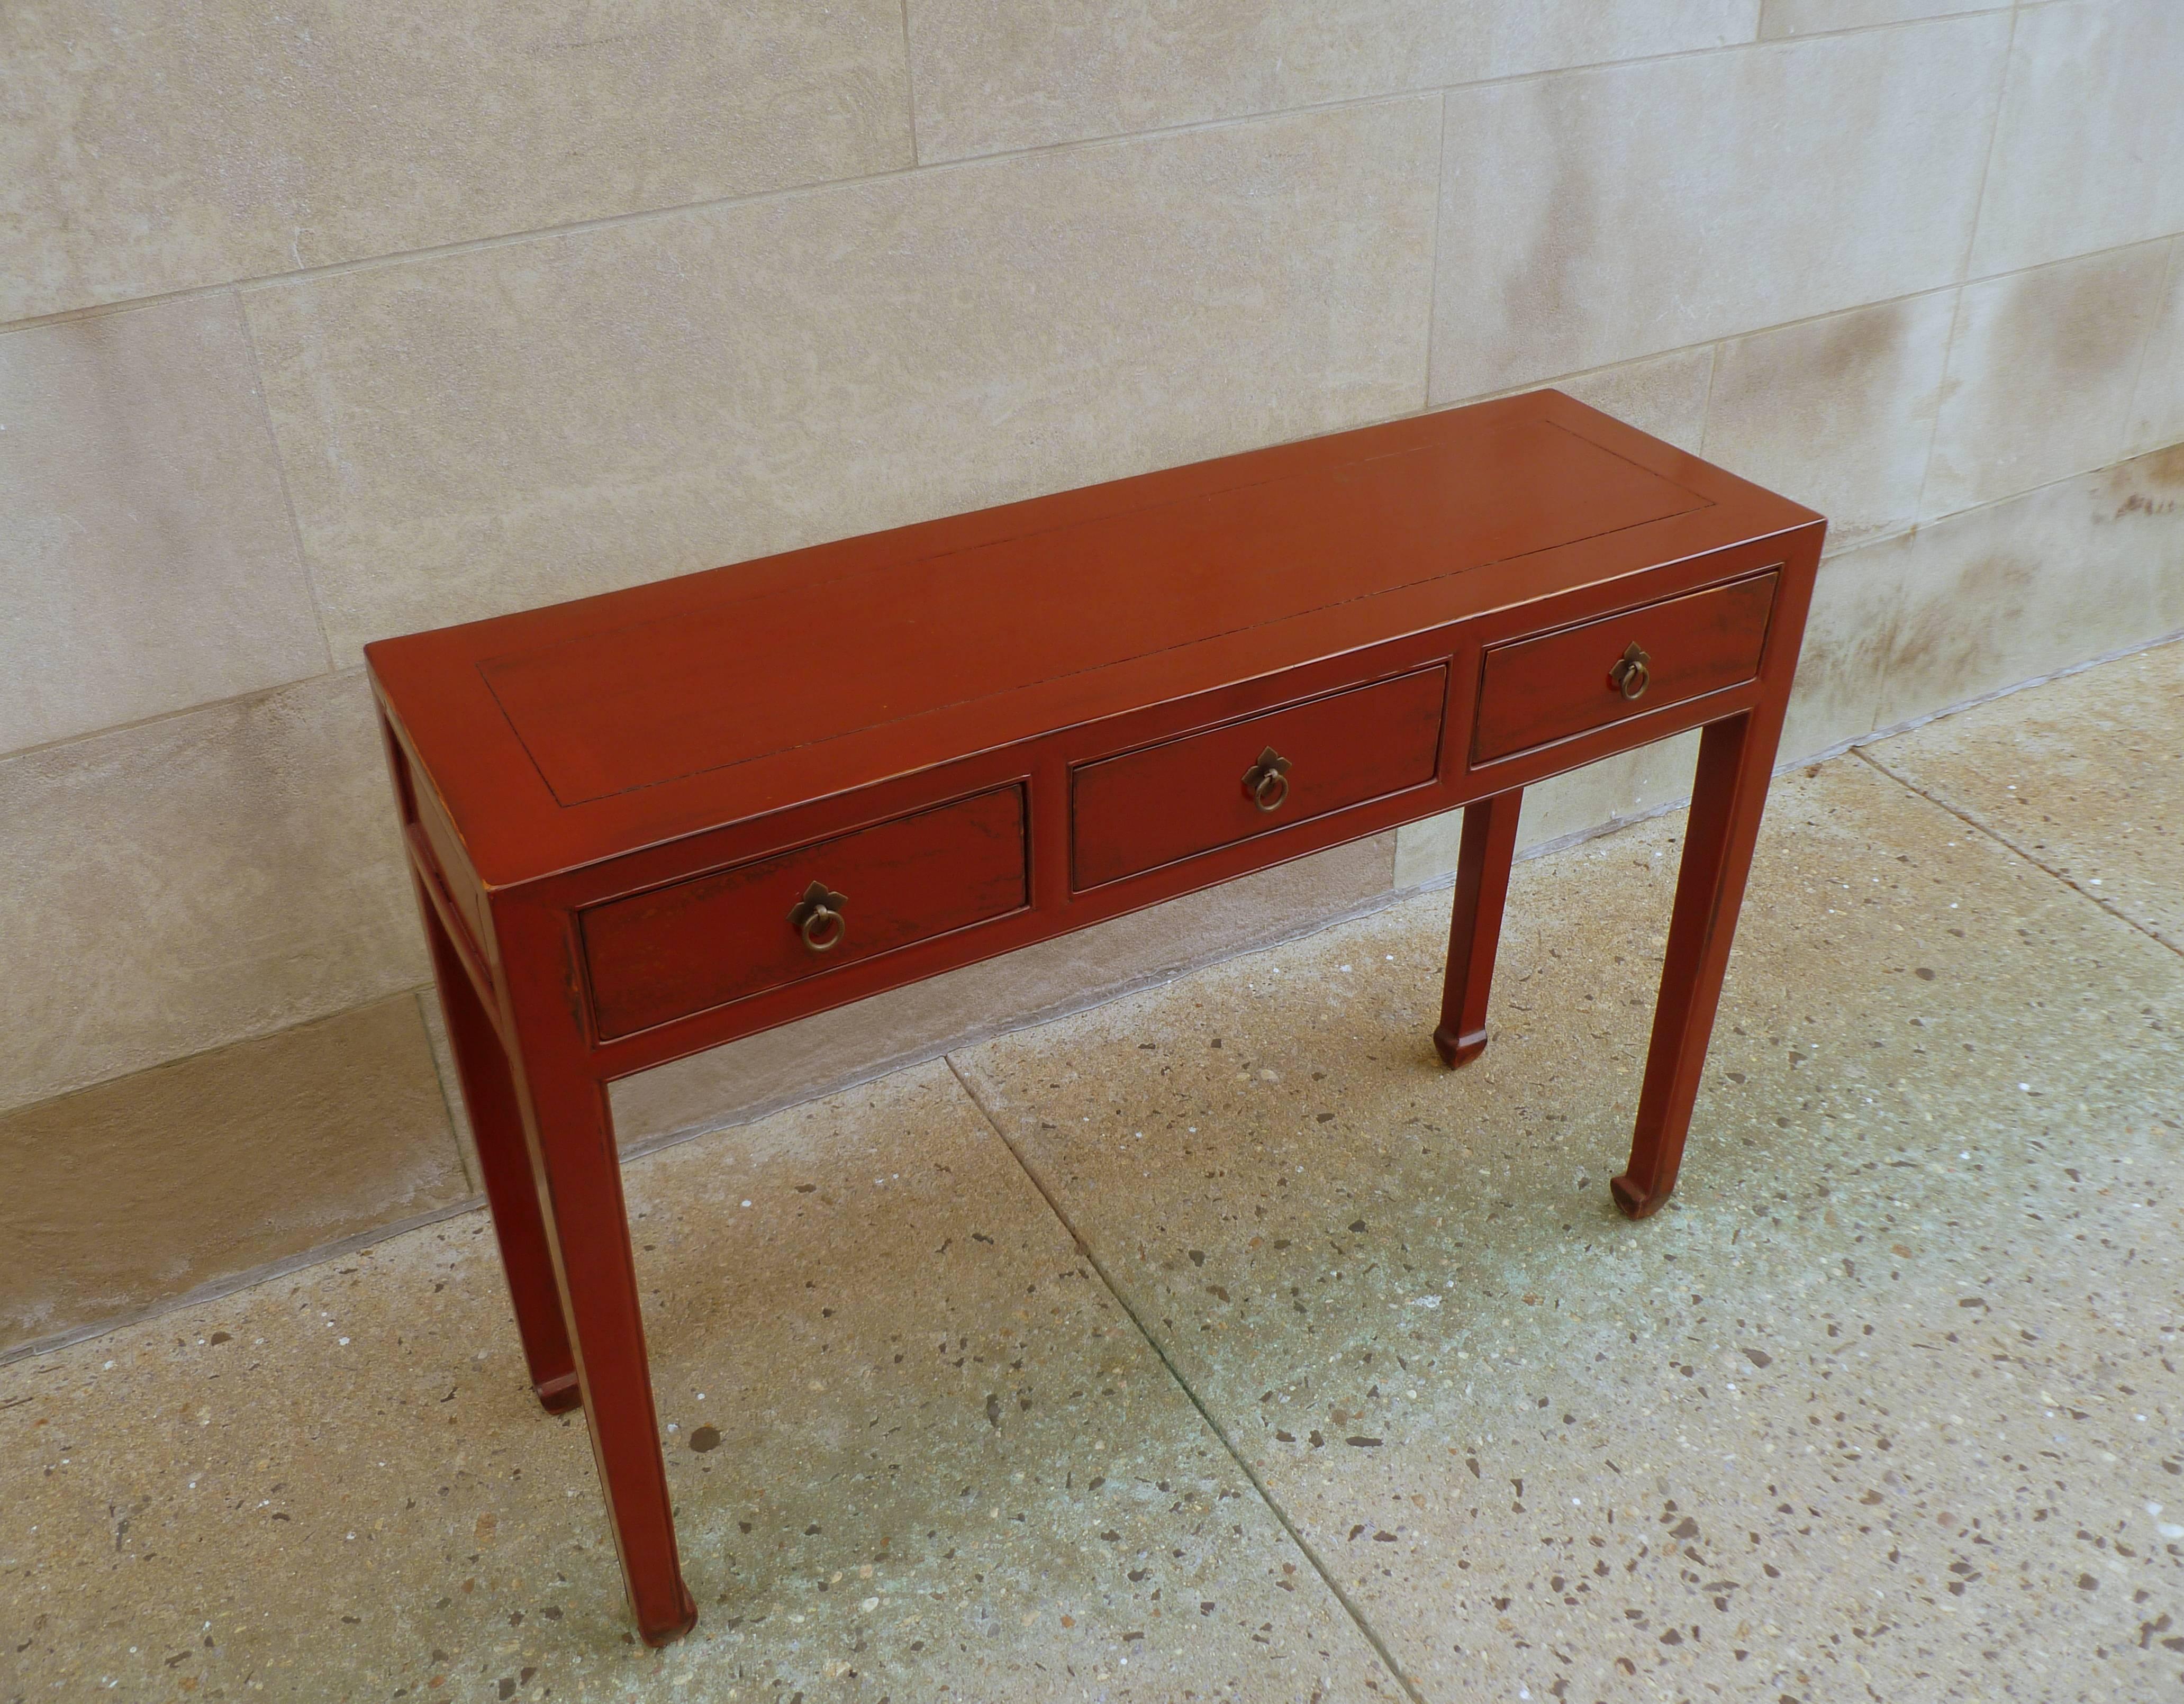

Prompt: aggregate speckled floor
[{"left": 5, "top": 642, "right": 2180, "bottom": 1703}]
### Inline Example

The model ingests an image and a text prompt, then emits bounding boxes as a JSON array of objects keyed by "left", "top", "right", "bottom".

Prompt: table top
[{"left": 367, "top": 390, "right": 1817, "bottom": 888}]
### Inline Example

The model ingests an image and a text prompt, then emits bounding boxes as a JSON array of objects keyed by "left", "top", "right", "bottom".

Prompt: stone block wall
[{"left": 5, "top": 0, "right": 2180, "bottom": 1350}]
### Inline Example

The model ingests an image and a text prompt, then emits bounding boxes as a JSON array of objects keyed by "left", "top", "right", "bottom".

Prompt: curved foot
[
  {"left": 1609, "top": 1173, "right": 1670, "bottom": 1220},
  {"left": 638, "top": 1586, "right": 700, "bottom": 1647},
  {"left": 534, "top": 1371, "right": 583, "bottom": 1414},
  {"left": 1432, "top": 1025, "right": 1488, "bottom": 1068}
]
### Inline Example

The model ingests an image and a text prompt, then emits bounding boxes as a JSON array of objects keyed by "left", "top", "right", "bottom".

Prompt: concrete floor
[{"left": 5, "top": 640, "right": 2181, "bottom": 1704}]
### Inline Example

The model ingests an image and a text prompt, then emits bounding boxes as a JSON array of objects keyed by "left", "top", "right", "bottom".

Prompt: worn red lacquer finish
[{"left": 366, "top": 391, "right": 1824, "bottom": 1643}]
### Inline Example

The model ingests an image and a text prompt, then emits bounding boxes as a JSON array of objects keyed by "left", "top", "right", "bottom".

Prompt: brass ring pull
[
  {"left": 789, "top": 880, "right": 848, "bottom": 954},
  {"left": 1608, "top": 641, "right": 1651, "bottom": 702},
  {"left": 1241, "top": 746, "right": 1292, "bottom": 813}
]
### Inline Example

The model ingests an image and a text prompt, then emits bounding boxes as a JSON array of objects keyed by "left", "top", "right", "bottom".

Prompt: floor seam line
[
  {"left": 941, "top": 1052, "right": 1430, "bottom": 1704},
  {"left": 1851, "top": 747, "right": 2181, "bottom": 960}
]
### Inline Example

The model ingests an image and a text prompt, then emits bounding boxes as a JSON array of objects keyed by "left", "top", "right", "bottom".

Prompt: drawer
[
  {"left": 1472, "top": 570, "right": 1779, "bottom": 765},
  {"left": 581, "top": 785, "right": 1027, "bottom": 1039},
  {"left": 1072, "top": 664, "right": 1447, "bottom": 890}
]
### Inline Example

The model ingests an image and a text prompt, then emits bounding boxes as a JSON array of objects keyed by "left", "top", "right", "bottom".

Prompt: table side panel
[
  {"left": 374, "top": 695, "right": 498, "bottom": 978},
  {"left": 412, "top": 760, "right": 497, "bottom": 965}
]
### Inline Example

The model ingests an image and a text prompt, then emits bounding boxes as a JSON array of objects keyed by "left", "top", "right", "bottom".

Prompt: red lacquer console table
[{"left": 366, "top": 391, "right": 1823, "bottom": 1643}]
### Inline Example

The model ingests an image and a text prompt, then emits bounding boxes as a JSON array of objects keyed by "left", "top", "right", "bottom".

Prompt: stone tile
[
  {"left": 906, "top": 0, "right": 1755, "bottom": 162},
  {"left": 1923, "top": 243, "right": 2170, "bottom": 520},
  {"left": 0, "top": 670, "right": 427, "bottom": 1113},
  {"left": 0, "top": 996, "right": 464, "bottom": 1354},
  {"left": 1431, "top": 17, "right": 2009, "bottom": 401},
  {"left": 1870, "top": 638, "right": 2184, "bottom": 953},
  {"left": 1868, "top": 445, "right": 2184, "bottom": 730},
  {"left": 2126, "top": 239, "right": 2184, "bottom": 457},
  {"left": 612, "top": 836, "right": 1395, "bottom": 1153},
  {"left": 956, "top": 754, "right": 2184, "bottom": 1701},
  {"left": 1702, "top": 290, "right": 1956, "bottom": 554},
  {"left": 1969, "top": 0, "right": 2184, "bottom": 278},
  {"left": 0, "top": 294, "right": 327, "bottom": 755},
  {"left": 0, "top": 0, "right": 913, "bottom": 320},
  {"left": 1760, "top": 0, "right": 2008, "bottom": 36},
  {"left": 0, "top": 1063, "right": 1395, "bottom": 1698},
  {"left": 246, "top": 98, "right": 1441, "bottom": 661},
  {"left": 1393, "top": 735, "right": 1703, "bottom": 889},
  {"left": 1551, "top": 346, "right": 1717, "bottom": 455}
]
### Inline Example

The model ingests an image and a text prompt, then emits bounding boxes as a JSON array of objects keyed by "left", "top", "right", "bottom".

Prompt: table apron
[{"left": 558, "top": 673, "right": 1771, "bottom": 1081}]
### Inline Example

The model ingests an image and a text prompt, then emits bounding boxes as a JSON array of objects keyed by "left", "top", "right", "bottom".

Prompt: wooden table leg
[
  {"left": 499, "top": 908, "right": 697, "bottom": 1647},
  {"left": 1434, "top": 786, "right": 1523, "bottom": 1068},
  {"left": 414, "top": 879, "right": 579, "bottom": 1413},
  {"left": 1611, "top": 711, "right": 1777, "bottom": 1219}
]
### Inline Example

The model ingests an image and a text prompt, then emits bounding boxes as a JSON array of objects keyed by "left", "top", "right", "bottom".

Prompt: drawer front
[
  {"left": 1072, "top": 664, "right": 1448, "bottom": 890},
  {"left": 582, "top": 785, "right": 1027, "bottom": 1039},
  {"left": 1472, "top": 570, "right": 1779, "bottom": 765}
]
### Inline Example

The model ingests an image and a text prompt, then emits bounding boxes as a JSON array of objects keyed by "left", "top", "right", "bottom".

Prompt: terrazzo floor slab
[
  {"left": 954, "top": 754, "right": 2184, "bottom": 1703},
  {"left": 1865, "top": 637, "right": 2184, "bottom": 953},
  {"left": 1, "top": 1063, "right": 1395, "bottom": 1701}
]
